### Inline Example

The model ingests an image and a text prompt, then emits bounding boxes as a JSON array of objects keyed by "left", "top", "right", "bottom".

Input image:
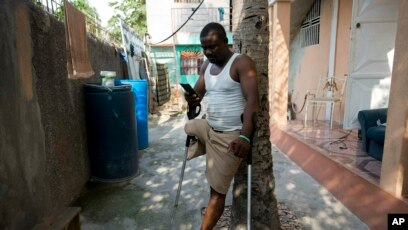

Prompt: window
[
  {"left": 301, "top": 0, "right": 320, "bottom": 47},
  {"left": 174, "top": 0, "right": 200, "bottom": 3},
  {"left": 180, "top": 50, "right": 204, "bottom": 75}
]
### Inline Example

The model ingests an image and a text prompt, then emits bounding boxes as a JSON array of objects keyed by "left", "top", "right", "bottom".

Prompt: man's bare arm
[{"left": 238, "top": 55, "right": 259, "bottom": 138}]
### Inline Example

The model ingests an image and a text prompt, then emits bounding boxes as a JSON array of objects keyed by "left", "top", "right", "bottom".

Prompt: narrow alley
[{"left": 75, "top": 114, "right": 368, "bottom": 230}]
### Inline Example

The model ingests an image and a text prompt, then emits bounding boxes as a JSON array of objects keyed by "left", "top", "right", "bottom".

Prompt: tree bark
[{"left": 231, "top": 0, "right": 281, "bottom": 229}]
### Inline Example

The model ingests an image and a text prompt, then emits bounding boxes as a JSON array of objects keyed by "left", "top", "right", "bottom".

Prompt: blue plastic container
[
  {"left": 83, "top": 84, "right": 138, "bottom": 182},
  {"left": 116, "top": 79, "right": 149, "bottom": 149}
]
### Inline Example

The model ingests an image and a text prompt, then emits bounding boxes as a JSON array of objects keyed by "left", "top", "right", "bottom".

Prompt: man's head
[{"left": 200, "top": 22, "right": 229, "bottom": 64}]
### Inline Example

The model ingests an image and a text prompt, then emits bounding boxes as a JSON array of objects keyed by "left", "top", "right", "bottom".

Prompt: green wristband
[{"left": 239, "top": 134, "right": 251, "bottom": 144}]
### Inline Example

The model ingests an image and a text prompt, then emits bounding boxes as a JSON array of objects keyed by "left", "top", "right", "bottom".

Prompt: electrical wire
[
  {"left": 329, "top": 130, "right": 353, "bottom": 150},
  {"left": 301, "top": 129, "right": 353, "bottom": 148},
  {"left": 290, "top": 89, "right": 354, "bottom": 149},
  {"left": 291, "top": 93, "right": 309, "bottom": 114},
  {"left": 300, "top": 131, "right": 354, "bottom": 140},
  {"left": 152, "top": 0, "right": 205, "bottom": 45}
]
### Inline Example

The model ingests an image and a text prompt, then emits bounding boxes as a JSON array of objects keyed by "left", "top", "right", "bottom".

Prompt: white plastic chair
[{"left": 304, "top": 75, "right": 348, "bottom": 129}]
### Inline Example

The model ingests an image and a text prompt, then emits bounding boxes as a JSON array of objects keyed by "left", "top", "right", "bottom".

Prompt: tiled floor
[{"left": 283, "top": 120, "right": 382, "bottom": 185}]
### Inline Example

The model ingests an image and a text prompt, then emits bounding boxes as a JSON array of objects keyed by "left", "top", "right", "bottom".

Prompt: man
[{"left": 184, "top": 22, "right": 259, "bottom": 230}]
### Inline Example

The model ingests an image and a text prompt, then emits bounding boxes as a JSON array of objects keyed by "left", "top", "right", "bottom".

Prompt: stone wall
[{"left": 0, "top": 1, "right": 125, "bottom": 229}]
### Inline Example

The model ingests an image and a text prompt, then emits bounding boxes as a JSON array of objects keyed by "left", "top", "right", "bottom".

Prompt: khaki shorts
[{"left": 184, "top": 119, "right": 242, "bottom": 194}]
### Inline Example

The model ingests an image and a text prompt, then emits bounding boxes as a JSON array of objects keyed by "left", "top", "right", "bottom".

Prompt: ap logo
[
  {"left": 389, "top": 214, "right": 408, "bottom": 229},
  {"left": 392, "top": 218, "right": 405, "bottom": 225}
]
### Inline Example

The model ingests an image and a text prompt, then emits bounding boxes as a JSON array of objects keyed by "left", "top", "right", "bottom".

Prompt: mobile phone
[{"left": 180, "top": 83, "right": 197, "bottom": 95}]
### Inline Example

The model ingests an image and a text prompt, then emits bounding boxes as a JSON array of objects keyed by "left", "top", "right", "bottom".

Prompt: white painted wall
[{"left": 146, "top": 0, "right": 230, "bottom": 44}]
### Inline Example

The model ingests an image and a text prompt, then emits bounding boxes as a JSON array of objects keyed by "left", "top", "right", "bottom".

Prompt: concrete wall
[
  {"left": 0, "top": 1, "right": 125, "bottom": 229},
  {"left": 380, "top": 0, "right": 408, "bottom": 198},
  {"left": 146, "top": 0, "right": 230, "bottom": 44},
  {"left": 269, "top": 0, "right": 291, "bottom": 127},
  {"left": 289, "top": 0, "right": 352, "bottom": 122},
  {"left": 333, "top": 0, "right": 352, "bottom": 78},
  {"left": 289, "top": 0, "right": 332, "bottom": 120},
  {"left": 333, "top": 0, "right": 352, "bottom": 122}
]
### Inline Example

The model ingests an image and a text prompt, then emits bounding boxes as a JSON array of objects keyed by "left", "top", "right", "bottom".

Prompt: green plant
[{"left": 107, "top": 0, "right": 147, "bottom": 43}]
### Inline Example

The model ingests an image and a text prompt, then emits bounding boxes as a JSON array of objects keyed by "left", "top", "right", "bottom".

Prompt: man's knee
[
  {"left": 210, "top": 187, "right": 226, "bottom": 201},
  {"left": 184, "top": 120, "right": 195, "bottom": 135},
  {"left": 185, "top": 119, "right": 202, "bottom": 136}
]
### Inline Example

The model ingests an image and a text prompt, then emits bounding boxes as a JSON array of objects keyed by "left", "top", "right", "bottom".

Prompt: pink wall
[
  {"left": 290, "top": 0, "right": 332, "bottom": 121},
  {"left": 333, "top": 0, "right": 352, "bottom": 123},
  {"left": 289, "top": 0, "right": 352, "bottom": 123},
  {"left": 381, "top": 0, "right": 408, "bottom": 197}
]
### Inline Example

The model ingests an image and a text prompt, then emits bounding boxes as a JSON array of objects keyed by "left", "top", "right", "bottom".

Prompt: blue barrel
[
  {"left": 116, "top": 80, "right": 149, "bottom": 149},
  {"left": 84, "top": 84, "right": 138, "bottom": 182}
]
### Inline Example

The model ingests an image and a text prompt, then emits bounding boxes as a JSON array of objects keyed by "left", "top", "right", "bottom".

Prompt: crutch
[
  {"left": 247, "top": 147, "right": 252, "bottom": 230},
  {"left": 241, "top": 114, "right": 256, "bottom": 230},
  {"left": 247, "top": 145, "right": 253, "bottom": 230},
  {"left": 170, "top": 102, "right": 201, "bottom": 225}
]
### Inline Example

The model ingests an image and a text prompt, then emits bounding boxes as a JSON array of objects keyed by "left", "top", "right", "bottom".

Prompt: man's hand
[
  {"left": 228, "top": 138, "right": 250, "bottom": 158},
  {"left": 184, "top": 92, "right": 201, "bottom": 106}
]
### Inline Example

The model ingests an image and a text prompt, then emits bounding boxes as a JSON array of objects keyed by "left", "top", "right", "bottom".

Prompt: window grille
[
  {"left": 174, "top": 0, "right": 200, "bottom": 3},
  {"left": 301, "top": 0, "right": 321, "bottom": 47},
  {"left": 180, "top": 51, "right": 204, "bottom": 75}
]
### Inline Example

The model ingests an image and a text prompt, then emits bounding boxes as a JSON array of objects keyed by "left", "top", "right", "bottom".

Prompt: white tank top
[{"left": 204, "top": 53, "right": 245, "bottom": 131}]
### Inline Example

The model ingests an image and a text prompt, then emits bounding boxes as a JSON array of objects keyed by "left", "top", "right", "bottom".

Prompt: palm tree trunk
[{"left": 230, "top": 0, "right": 280, "bottom": 229}]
